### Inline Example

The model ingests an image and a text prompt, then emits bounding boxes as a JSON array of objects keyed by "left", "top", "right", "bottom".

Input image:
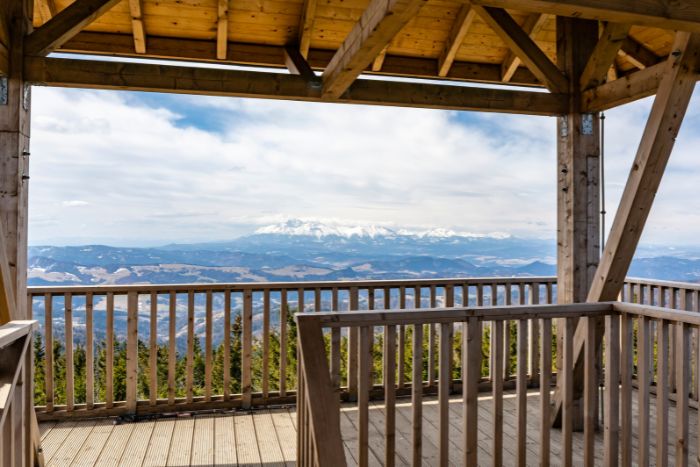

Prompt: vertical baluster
[
  {"left": 529, "top": 283, "right": 540, "bottom": 383},
  {"left": 492, "top": 319, "right": 504, "bottom": 467},
  {"left": 205, "top": 290, "right": 213, "bottom": 401},
  {"left": 348, "top": 287, "right": 359, "bottom": 401},
  {"left": 428, "top": 285, "right": 436, "bottom": 386},
  {"left": 358, "top": 325, "right": 370, "bottom": 467},
  {"left": 656, "top": 319, "right": 669, "bottom": 467},
  {"left": 462, "top": 283, "right": 469, "bottom": 307},
  {"left": 446, "top": 285, "right": 455, "bottom": 394},
  {"left": 464, "top": 316, "right": 481, "bottom": 466},
  {"left": 280, "top": 289, "right": 287, "bottom": 397},
  {"left": 223, "top": 290, "right": 231, "bottom": 401},
  {"left": 262, "top": 289, "right": 270, "bottom": 401},
  {"left": 65, "top": 293, "right": 73, "bottom": 411},
  {"left": 638, "top": 316, "right": 651, "bottom": 467},
  {"left": 44, "top": 293, "right": 53, "bottom": 412},
  {"left": 298, "top": 287, "right": 305, "bottom": 313},
  {"left": 504, "top": 284, "right": 511, "bottom": 380},
  {"left": 106, "top": 292, "right": 114, "bottom": 408},
  {"left": 562, "top": 317, "right": 573, "bottom": 467},
  {"left": 186, "top": 290, "right": 195, "bottom": 404},
  {"left": 384, "top": 323, "right": 396, "bottom": 467},
  {"left": 603, "top": 314, "right": 620, "bottom": 467},
  {"left": 368, "top": 288, "right": 375, "bottom": 385},
  {"left": 516, "top": 318, "right": 527, "bottom": 467},
  {"left": 86, "top": 292, "right": 94, "bottom": 410},
  {"left": 168, "top": 291, "right": 177, "bottom": 404},
  {"left": 583, "top": 316, "right": 596, "bottom": 467},
  {"left": 314, "top": 288, "right": 321, "bottom": 312},
  {"left": 438, "top": 322, "right": 452, "bottom": 467},
  {"left": 398, "top": 287, "right": 406, "bottom": 390},
  {"left": 126, "top": 291, "right": 139, "bottom": 413},
  {"left": 539, "top": 318, "right": 551, "bottom": 467},
  {"left": 149, "top": 291, "right": 157, "bottom": 406},
  {"left": 330, "top": 288, "right": 341, "bottom": 389},
  {"left": 546, "top": 281, "right": 553, "bottom": 304},
  {"left": 242, "top": 289, "right": 253, "bottom": 408},
  {"left": 412, "top": 322, "right": 423, "bottom": 467},
  {"left": 620, "top": 313, "right": 633, "bottom": 467},
  {"left": 676, "top": 322, "right": 690, "bottom": 467}
]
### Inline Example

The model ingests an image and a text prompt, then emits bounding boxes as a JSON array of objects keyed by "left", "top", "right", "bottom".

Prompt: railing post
[
  {"left": 242, "top": 289, "right": 253, "bottom": 409},
  {"left": 126, "top": 291, "right": 139, "bottom": 415}
]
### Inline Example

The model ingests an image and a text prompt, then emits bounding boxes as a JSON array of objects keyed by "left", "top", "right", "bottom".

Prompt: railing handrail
[
  {"left": 0, "top": 320, "right": 37, "bottom": 348},
  {"left": 625, "top": 276, "right": 700, "bottom": 291},
  {"left": 614, "top": 301, "right": 700, "bottom": 326},
  {"left": 297, "top": 302, "right": 613, "bottom": 327},
  {"left": 26, "top": 275, "right": 558, "bottom": 295}
]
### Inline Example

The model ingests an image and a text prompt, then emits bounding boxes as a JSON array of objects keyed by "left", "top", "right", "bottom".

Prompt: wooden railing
[
  {"left": 0, "top": 320, "right": 38, "bottom": 465},
  {"left": 27, "top": 277, "right": 555, "bottom": 419},
  {"left": 297, "top": 301, "right": 700, "bottom": 466}
]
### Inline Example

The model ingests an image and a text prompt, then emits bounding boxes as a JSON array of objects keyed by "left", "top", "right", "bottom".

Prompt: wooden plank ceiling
[{"left": 30, "top": 0, "right": 675, "bottom": 89}]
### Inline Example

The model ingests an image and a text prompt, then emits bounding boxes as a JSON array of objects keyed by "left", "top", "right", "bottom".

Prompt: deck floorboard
[{"left": 39, "top": 389, "right": 699, "bottom": 466}]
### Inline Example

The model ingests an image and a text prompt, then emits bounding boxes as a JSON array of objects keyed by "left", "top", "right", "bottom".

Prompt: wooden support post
[{"left": 552, "top": 16, "right": 600, "bottom": 429}]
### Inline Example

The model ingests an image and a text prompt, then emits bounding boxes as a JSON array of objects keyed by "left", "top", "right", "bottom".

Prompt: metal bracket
[
  {"left": 0, "top": 77, "right": 8, "bottom": 105},
  {"left": 581, "top": 114, "right": 594, "bottom": 135},
  {"left": 559, "top": 116, "right": 569, "bottom": 138}
]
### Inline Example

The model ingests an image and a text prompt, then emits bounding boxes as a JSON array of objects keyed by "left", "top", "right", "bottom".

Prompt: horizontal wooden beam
[
  {"left": 581, "top": 61, "right": 668, "bottom": 112},
  {"left": 471, "top": 0, "right": 700, "bottom": 33},
  {"left": 60, "top": 32, "right": 543, "bottom": 87},
  {"left": 24, "top": 0, "right": 121, "bottom": 56},
  {"left": 473, "top": 6, "right": 567, "bottom": 92},
  {"left": 24, "top": 57, "right": 568, "bottom": 115},
  {"left": 322, "top": 0, "right": 428, "bottom": 99}
]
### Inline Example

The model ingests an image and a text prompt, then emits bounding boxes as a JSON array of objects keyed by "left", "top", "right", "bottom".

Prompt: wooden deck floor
[{"left": 39, "top": 389, "right": 699, "bottom": 466}]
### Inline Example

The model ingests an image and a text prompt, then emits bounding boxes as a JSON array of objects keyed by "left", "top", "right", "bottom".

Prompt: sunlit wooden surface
[{"left": 39, "top": 388, "right": 699, "bottom": 466}]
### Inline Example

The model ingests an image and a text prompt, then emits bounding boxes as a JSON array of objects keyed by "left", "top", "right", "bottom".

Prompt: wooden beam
[
  {"left": 59, "top": 32, "right": 544, "bottom": 87},
  {"left": 284, "top": 44, "right": 319, "bottom": 84},
  {"left": 128, "top": 0, "right": 145, "bottom": 54},
  {"left": 298, "top": 0, "right": 317, "bottom": 59},
  {"left": 23, "top": 0, "right": 121, "bottom": 56},
  {"left": 371, "top": 45, "right": 388, "bottom": 72},
  {"left": 437, "top": 5, "right": 476, "bottom": 77},
  {"left": 216, "top": 0, "right": 228, "bottom": 60},
  {"left": 553, "top": 30, "right": 700, "bottom": 427},
  {"left": 581, "top": 61, "right": 667, "bottom": 112},
  {"left": 470, "top": 0, "right": 700, "bottom": 33},
  {"left": 580, "top": 22, "right": 631, "bottom": 91},
  {"left": 589, "top": 32, "right": 700, "bottom": 302},
  {"left": 618, "top": 37, "right": 659, "bottom": 70},
  {"left": 24, "top": 57, "right": 568, "bottom": 115},
  {"left": 501, "top": 13, "right": 547, "bottom": 82},
  {"left": 473, "top": 6, "right": 568, "bottom": 92},
  {"left": 0, "top": 222, "right": 16, "bottom": 325},
  {"left": 321, "top": 0, "right": 428, "bottom": 99},
  {"left": 36, "top": 0, "right": 56, "bottom": 24}
]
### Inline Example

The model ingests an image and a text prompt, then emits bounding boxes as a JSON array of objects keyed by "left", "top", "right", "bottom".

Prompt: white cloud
[{"left": 26, "top": 86, "right": 700, "bottom": 247}]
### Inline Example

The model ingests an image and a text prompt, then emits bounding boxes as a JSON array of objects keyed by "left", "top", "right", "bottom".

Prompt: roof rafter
[
  {"left": 24, "top": 0, "right": 122, "bottom": 56},
  {"left": 128, "top": 0, "right": 146, "bottom": 54},
  {"left": 37, "top": 0, "right": 57, "bottom": 24},
  {"left": 618, "top": 37, "right": 659, "bottom": 70},
  {"left": 298, "top": 0, "right": 317, "bottom": 59},
  {"left": 321, "top": 0, "right": 428, "bottom": 99},
  {"left": 500, "top": 13, "right": 547, "bottom": 82},
  {"left": 473, "top": 5, "right": 568, "bottom": 92},
  {"left": 579, "top": 22, "right": 631, "bottom": 91},
  {"left": 437, "top": 5, "right": 476, "bottom": 77},
  {"left": 216, "top": 0, "right": 228, "bottom": 60},
  {"left": 470, "top": 0, "right": 700, "bottom": 33},
  {"left": 284, "top": 45, "right": 319, "bottom": 84},
  {"left": 371, "top": 46, "right": 388, "bottom": 72},
  {"left": 24, "top": 56, "right": 568, "bottom": 115},
  {"left": 581, "top": 61, "right": 668, "bottom": 112}
]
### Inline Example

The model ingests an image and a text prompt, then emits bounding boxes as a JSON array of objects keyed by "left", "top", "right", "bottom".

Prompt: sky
[{"left": 26, "top": 79, "right": 700, "bottom": 247}]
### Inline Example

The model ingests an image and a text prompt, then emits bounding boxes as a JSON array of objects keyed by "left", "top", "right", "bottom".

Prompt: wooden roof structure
[{"left": 2, "top": 0, "right": 694, "bottom": 115}]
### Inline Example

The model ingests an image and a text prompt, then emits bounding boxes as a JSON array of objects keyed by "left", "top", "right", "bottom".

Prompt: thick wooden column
[
  {"left": 554, "top": 17, "right": 600, "bottom": 428},
  {"left": 0, "top": 0, "right": 31, "bottom": 318}
]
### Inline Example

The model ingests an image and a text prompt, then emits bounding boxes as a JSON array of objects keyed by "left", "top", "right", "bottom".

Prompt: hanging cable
[{"left": 600, "top": 112, "right": 606, "bottom": 253}]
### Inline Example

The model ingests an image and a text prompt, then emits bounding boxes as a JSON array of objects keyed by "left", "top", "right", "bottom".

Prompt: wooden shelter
[{"left": 1, "top": 0, "right": 700, "bottom": 465}]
